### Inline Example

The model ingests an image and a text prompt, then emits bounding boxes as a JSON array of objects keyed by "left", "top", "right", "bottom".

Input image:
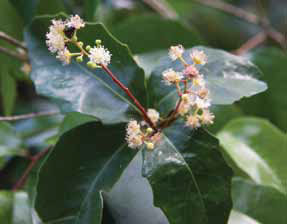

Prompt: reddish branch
[
  {"left": 233, "top": 32, "right": 267, "bottom": 55},
  {"left": 12, "top": 147, "right": 51, "bottom": 191},
  {"left": 101, "top": 64, "right": 158, "bottom": 131}
]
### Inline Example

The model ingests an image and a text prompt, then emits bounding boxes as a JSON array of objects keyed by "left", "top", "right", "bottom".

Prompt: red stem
[
  {"left": 12, "top": 147, "right": 51, "bottom": 191},
  {"left": 101, "top": 64, "right": 157, "bottom": 131}
]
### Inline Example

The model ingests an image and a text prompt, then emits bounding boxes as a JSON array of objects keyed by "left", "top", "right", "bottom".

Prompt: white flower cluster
[
  {"left": 126, "top": 109, "right": 161, "bottom": 150},
  {"left": 46, "top": 15, "right": 85, "bottom": 64},
  {"left": 164, "top": 45, "right": 214, "bottom": 128},
  {"left": 88, "top": 45, "right": 111, "bottom": 66}
]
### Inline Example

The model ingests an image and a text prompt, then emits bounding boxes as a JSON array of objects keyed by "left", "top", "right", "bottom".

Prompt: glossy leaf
[
  {"left": 59, "top": 112, "right": 97, "bottom": 136},
  {"left": 228, "top": 210, "right": 261, "bottom": 224},
  {"left": 110, "top": 15, "right": 202, "bottom": 54},
  {"left": 148, "top": 46, "right": 267, "bottom": 114},
  {"left": 217, "top": 117, "right": 287, "bottom": 194},
  {"left": 0, "top": 191, "right": 33, "bottom": 224},
  {"left": 0, "top": 122, "right": 23, "bottom": 169},
  {"left": 239, "top": 48, "right": 287, "bottom": 131},
  {"left": 208, "top": 105, "right": 244, "bottom": 134},
  {"left": 232, "top": 177, "right": 287, "bottom": 224},
  {"left": 104, "top": 152, "right": 169, "bottom": 224},
  {"left": 142, "top": 123, "right": 233, "bottom": 224},
  {"left": 35, "top": 122, "right": 137, "bottom": 224},
  {"left": 84, "top": 0, "right": 100, "bottom": 20},
  {"left": 25, "top": 15, "right": 147, "bottom": 124}
]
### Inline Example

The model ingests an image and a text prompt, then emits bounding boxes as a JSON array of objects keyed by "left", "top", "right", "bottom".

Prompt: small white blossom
[
  {"left": 147, "top": 109, "right": 160, "bottom": 124},
  {"left": 66, "top": 15, "right": 85, "bottom": 29},
  {"left": 193, "top": 75, "right": 206, "bottom": 87},
  {"left": 194, "top": 96, "right": 211, "bottom": 109},
  {"left": 46, "top": 19, "right": 66, "bottom": 53},
  {"left": 197, "top": 88, "right": 209, "bottom": 99},
  {"left": 88, "top": 46, "right": 111, "bottom": 66},
  {"left": 127, "top": 134, "right": 143, "bottom": 149},
  {"left": 186, "top": 115, "right": 201, "bottom": 128},
  {"left": 190, "top": 50, "right": 207, "bottom": 65},
  {"left": 56, "top": 48, "right": 71, "bottom": 65},
  {"left": 200, "top": 110, "right": 215, "bottom": 125},
  {"left": 126, "top": 120, "right": 141, "bottom": 136},
  {"left": 169, "top": 45, "right": 184, "bottom": 61},
  {"left": 162, "top": 69, "right": 183, "bottom": 85}
]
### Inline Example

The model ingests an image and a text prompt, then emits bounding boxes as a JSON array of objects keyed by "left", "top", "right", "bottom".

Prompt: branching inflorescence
[{"left": 46, "top": 15, "right": 214, "bottom": 151}]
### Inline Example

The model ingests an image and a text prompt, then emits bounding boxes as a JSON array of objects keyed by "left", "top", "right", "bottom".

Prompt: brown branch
[
  {"left": 0, "top": 111, "right": 60, "bottom": 121},
  {"left": 194, "top": 0, "right": 259, "bottom": 24},
  {"left": 12, "top": 147, "right": 51, "bottom": 191},
  {"left": 0, "top": 31, "right": 27, "bottom": 51},
  {"left": 142, "top": 0, "right": 178, "bottom": 19},
  {"left": 194, "top": 0, "right": 286, "bottom": 50},
  {"left": 101, "top": 64, "right": 158, "bottom": 131},
  {"left": 233, "top": 32, "right": 267, "bottom": 55},
  {"left": 0, "top": 46, "right": 28, "bottom": 62}
]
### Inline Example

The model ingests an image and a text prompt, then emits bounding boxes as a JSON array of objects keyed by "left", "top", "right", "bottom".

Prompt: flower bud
[
  {"left": 146, "top": 128, "right": 153, "bottom": 134},
  {"left": 78, "top": 41, "right": 83, "bottom": 47},
  {"left": 146, "top": 142, "right": 154, "bottom": 150},
  {"left": 76, "top": 56, "right": 83, "bottom": 63},
  {"left": 95, "top": 39, "right": 102, "bottom": 46},
  {"left": 86, "top": 45, "right": 91, "bottom": 51}
]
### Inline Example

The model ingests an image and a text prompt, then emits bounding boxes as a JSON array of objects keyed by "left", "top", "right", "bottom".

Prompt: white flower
[
  {"left": 193, "top": 75, "right": 206, "bottom": 87},
  {"left": 50, "top": 19, "right": 65, "bottom": 34},
  {"left": 186, "top": 115, "right": 201, "bottom": 128},
  {"left": 126, "top": 120, "right": 141, "bottom": 136},
  {"left": 200, "top": 109, "right": 215, "bottom": 125},
  {"left": 46, "top": 19, "right": 66, "bottom": 53},
  {"left": 88, "top": 46, "right": 111, "bottom": 66},
  {"left": 197, "top": 88, "right": 209, "bottom": 99},
  {"left": 56, "top": 48, "right": 71, "bottom": 65},
  {"left": 162, "top": 69, "right": 183, "bottom": 85},
  {"left": 127, "top": 134, "right": 143, "bottom": 149},
  {"left": 194, "top": 96, "right": 211, "bottom": 109},
  {"left": 147, "top": 109, "right": 160, "bottom": 123},
  {"left": 169, "top": 45, "right": 184, "bottom": 61},
  {"left": 190, "top": 50, "right": 207, "bottom": 65},
  {"left": 66, "top": 15, "right": 85, "bottom": 29}
]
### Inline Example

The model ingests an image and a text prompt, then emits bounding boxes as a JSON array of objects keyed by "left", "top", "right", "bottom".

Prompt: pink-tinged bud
[{"left": 183, "top": 65, "right": 199, "bottom": 78}]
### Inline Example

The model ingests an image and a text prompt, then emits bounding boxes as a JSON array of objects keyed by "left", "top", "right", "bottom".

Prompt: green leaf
[
  {"left": 228, "top": 210, "right": 261, "bottom": 224},
  {"left": 239, "top": 48, "right": 287, "bottom": 131},
  {"left": 231, "top": 177, "right": 287, "bottom": 224},
  {"left": 59, "top": 112, "right": 97, "bottom": 136},
  {"left": 217, "top": 117, "right": 287, "bottom": 194},
  {"left": 0, "top": 122, "right": 22, "bottom": 169},
  {"left": 208, "top": 105, "right": 243, "bottom": 134},
  {"left": 0, "top": 72, "right": 17, "bottom": 116},
  {"left": 25, "top": 15, "right": 147, "bottom": 124},
  {"left": 110, "top": 15, "right": 202, "bottom": 54},
  {"left": 85, "top": 0, "right": 100, "bottom": 21},
  {"left": 35, "top": 122, "right": 137, "bottom": 224},
  {"left": 0, "top": 191, "right": 33, "bottom": 224},
  {"left": 142, "top": 124, "right": 233, "bottom": 224},
  {"left": 9, "top": 0, "right": 40, "bottom": 24},
  {"left": 148, "top": 46, "right": 267, "bottom": 115}
]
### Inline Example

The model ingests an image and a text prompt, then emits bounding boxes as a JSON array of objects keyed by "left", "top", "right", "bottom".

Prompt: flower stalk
[{"left": 46, "top": 15, "right": 214, "bottom": 150}]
